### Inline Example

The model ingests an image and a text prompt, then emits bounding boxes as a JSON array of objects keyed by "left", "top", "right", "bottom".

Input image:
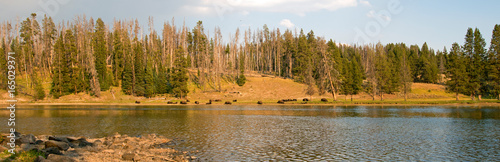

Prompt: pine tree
[
  {"left": 171, "top": 46, "right": 189, "bottom": 98},
  {"left": 122, "top": 53, "right": 134, "bottom": 95},
  {"left": 348, "top": 58, "right": 363, "bottom": 101},
  {"left": 237, "top": 51, "right": 246, "bottom": 86},
  {"left": 400, "top": 44, "right": 412, "bottom": 101},
  {"left": 446, "top": 43, "right": 467, "bottom": 100},
  {"left": 144, "top": 60, "right": 156, "bottom": 98},
  {"left": 305, "top": 61, "right": 316, "bottom": 100},
  {"left": 0, "top": 39, "right": 7, "bottom": 89},
  {"left": 133, "top": 39, "right": 145, "bottom": 96},
  {"left": 33, "top": 74, "right": 45, "bottom": 101},
  {"left": 112, "top": 30, "right": 124, "bottom": 86},
  {"left": 487, "top": 24, "right": 500, "bottom": 100},
  {"left": 50, "top": 32, "right": 64, "bottom": 98},
  {"left": 375, "top": 43, "right": 391, "bottom": 101},
  {"left": 463, "top": 28, "right": 484, "bottom": 100},
  {"left": 93, "top": 18, "right": 109, "bottom": 91},
  {"left": 473, "top": 28, "right": 487, "bottom": 100}
]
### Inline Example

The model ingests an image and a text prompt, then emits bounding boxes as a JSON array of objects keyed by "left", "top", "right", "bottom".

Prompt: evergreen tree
[
  {"left": 0, "top": 39, "right": 6, "bottom": 89},
  {"left": 93, "top": 18, "right": 109, "bottom": 91},
  {"left": 446, "top": 43, "right": 467, "bottom": 100},
  {"left": 237, "top": 51, "right": 246, "bottom": 86},
  {"left": 171, "top": 46, "right": 189, "bottom": 98},
  {"left": 33, "top": 74, "right": 45, "bottom": 101},
  {"left": 487, "top": 24, "right": 500, "bottom": 100},
  {"left": 144, "top": 60, "right": 156, "bottom": 98},
  {"left": 348, "top": 58, "right": 363, "bottom": 101},
  {"left": 122, "top": 53, "right": 134, "bottom": 95},
  {"left": 463, "top": 28, "right": 484, "bottom": 100},
  {"left": 133, "top": 39, "right": 145, "bottom": 96},
  {"left": 399, "top": 43, "right": 412, "bottom": 101},
  {"left": 375, "top": 43, "right": 391, "bottom": 101},
  {"left": 473, "top": 28, "right": 487, "bottom": 99},
  {"left": 112, "top": 30, "right": 124, "bottom": 86}
]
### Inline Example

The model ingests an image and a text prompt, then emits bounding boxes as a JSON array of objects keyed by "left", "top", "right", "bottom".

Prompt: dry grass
[{"left": 1, "top": 71, "right": 496, "bottom": 105}]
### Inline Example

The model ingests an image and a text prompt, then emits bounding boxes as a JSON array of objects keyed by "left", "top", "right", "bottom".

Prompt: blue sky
[{"left": 1, "top": 0, "right": 499, "bottom": 50}]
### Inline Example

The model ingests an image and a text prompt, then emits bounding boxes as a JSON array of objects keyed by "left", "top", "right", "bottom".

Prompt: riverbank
[
  {"left": 8, "top": 99, "right": 500, "bottom": 107},
  {"left": 0, "top": 132, "right": 193, "bottom": 162}
]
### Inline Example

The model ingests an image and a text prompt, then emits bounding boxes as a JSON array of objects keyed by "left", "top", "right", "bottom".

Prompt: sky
[{"left": 1, "top": 0, "right": 499, "bottom": 51}]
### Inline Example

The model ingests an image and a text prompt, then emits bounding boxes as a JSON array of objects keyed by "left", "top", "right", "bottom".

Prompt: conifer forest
[{"left": 0, "top": 14, "right": 499, "bottom": 101}]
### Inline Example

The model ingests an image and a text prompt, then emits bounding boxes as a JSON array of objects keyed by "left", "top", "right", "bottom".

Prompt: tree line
[{"left": 0, "top": 14, "right": 498, "bottom": 101}]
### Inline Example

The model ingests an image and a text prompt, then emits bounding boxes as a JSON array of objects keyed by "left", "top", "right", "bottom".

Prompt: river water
[{"left": 1, "top": 105, "right": 499, "bottom": 161}]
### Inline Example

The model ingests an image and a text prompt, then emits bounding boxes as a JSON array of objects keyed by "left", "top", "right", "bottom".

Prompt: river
[{"left": 2, "top": 105, "right": 499, "bottom": 161}]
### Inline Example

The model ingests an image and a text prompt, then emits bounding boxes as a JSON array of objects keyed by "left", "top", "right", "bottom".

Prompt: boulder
[
  {"left": 47, "top": 154, "right": 76, "bottom": 162},
  {"left": 42, "top": 147, "right": 62, "bottom": 155},
  {"left": 20, "top": 134, "right": 36, "bottom": 144},
  {"left": 122, "top": 153, "right": 136, "bottom": 161},
  {"left": 21, "top": 143, "right": 37, "bottom": 151},
  {"left": 45, "top": 140, "right": 69, "bottom": 151},
  {"left": 34, "top": 156, "right": 49, "bottom": 162},
  {"left": 35, "top": 140, "right": 44, "bottom": 145},
  {"left": 48, "top": 136, "right": 70, "bottom": 143}
]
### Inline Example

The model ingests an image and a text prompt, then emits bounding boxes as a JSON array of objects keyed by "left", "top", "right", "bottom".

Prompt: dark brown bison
[
  {"left": 135, "top": 101, "right": 140, "bottom": 104},
  {"left": 257, "top": 101, "right": 263, "bottom": 104},
  {"left": 225, "top": 101, "right": 232, "bottom": 105},
  {"left": 195, "top": 101, "right": 199, "bottom": 104},
  {"left": 277, "top": 100, "right": 285, "bottom": 104},
  {"left": 303, "top": 98, "right": 309, "bottom": 102},
  {"left": 180, "top": 101, "right": 187, "bottom": 104},
  {"left": 233, "top": 99, "right": 237, "bottom": 102},
  {"left": 321, "top": 98, "right": 328, "bottom": 102}
]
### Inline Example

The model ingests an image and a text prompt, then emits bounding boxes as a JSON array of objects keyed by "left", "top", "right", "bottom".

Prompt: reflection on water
[{"left": 1, "top": 105, "right": 499, "bottom": 161}]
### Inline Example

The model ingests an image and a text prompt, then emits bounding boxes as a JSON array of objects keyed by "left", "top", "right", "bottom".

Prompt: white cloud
[
  {"left": 280, "top": 19, "right": 295, "bottom": 28},
  {"left": 359, "top": 0, "right": 371, "bottom": 7},
  {"left": 184, "top": 0, "right": 360, "bottom": 16}
]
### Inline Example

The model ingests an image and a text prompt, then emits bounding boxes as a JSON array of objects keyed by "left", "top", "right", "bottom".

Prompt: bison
[
  {"left": 195, "top": 101, "right": 199, "bottom": 104},
  {"left": 303, "top": 98, "right": 310, "bottom": 102},
  {"left": 321, "top": 98, "right": 328, "bottom": 102},
  {"left": 257, "top": 101, "right": 263, "bottom": 104},
  {"left": 277, "top": 100, "right": 285, "bottom": 104},
  {"left": 180, "top": 101, "right": 187, "bottom": 104},
  {"left": 233, "top": 99, "right": 237, "bottom": 102},
  {"left": 135, "top": 101, "right": 140, "bottom": 104},
  {"left": 225, "top": 101, "right": 232, "bottom": 105}
]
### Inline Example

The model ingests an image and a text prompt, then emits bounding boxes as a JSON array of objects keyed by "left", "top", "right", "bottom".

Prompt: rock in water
[{"left": 45, "top": 140, "right": 70, "bottom": 151}]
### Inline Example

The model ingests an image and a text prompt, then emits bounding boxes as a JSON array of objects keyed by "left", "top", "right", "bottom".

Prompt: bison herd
[{"left": 135, "top": 98, "right": 330, "bottom": 105}]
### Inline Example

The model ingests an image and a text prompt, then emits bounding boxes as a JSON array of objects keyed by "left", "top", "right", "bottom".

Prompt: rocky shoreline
[{"left": 0, "top": 132, "right": 194, "bottom": 161}]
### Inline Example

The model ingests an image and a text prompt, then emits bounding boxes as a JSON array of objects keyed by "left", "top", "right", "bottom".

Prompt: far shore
[{"left": 3, "top": 100, "right": 500, "bottom": 107}]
